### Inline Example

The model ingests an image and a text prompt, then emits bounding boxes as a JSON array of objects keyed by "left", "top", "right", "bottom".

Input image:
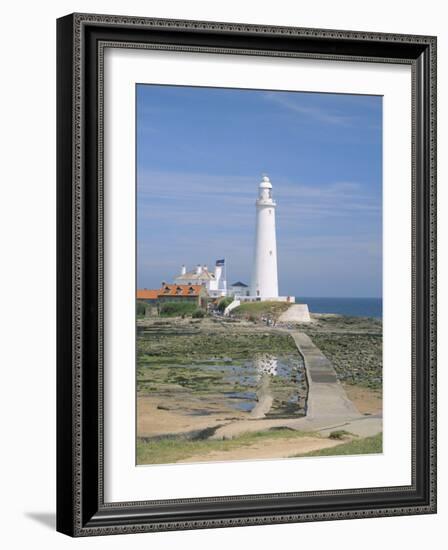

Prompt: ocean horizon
[{"left": 295, "top": 297, "right": 382, "bottom": 319}]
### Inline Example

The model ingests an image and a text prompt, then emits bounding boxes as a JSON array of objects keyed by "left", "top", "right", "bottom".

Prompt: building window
[
  {"left": 269, "top": 250, "right": 272, "bottom": 256},
  {"left": 269, "top": 209, "right": 271, "bottom": 214}
]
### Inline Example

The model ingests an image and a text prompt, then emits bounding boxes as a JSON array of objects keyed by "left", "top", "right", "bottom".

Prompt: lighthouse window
[
  {"left": 269, "top": 209, "right": 271, "bottom": 214},
  {"left": 269, "top": 250, "right": 272, "bottom": 256}
]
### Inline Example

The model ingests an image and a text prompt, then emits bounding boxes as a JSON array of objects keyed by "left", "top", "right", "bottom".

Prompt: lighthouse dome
[{"left": 259, "top": 175, "right": 272, "bottom": 189}]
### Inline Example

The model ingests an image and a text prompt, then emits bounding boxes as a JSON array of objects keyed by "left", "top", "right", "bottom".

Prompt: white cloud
[
  {"left": 262, "top": 92, "right": 354, "bottom": 126},
  {"left": 137, "top": 170, "right": 381, "bottom": 225}
]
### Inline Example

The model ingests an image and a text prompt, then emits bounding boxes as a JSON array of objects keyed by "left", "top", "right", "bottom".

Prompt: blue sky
[{"left": 137, "top": 85, "right": 382, "bottom": 298}]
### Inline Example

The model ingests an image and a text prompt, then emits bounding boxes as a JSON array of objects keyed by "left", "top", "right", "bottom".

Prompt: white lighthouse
[{"left": 251, "top": 175, "right": 279, "bottom": 299}]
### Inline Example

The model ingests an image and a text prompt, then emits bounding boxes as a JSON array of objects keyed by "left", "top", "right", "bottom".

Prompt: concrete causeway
[
  {"left": 211, "top": 330, "right": 382, "bottom": 440},
  {"left": 290, "top": 332, "right": 359, "bottom": 420},
  {"left": 278, "top": 304, "right": 311, "bottom": 323}
]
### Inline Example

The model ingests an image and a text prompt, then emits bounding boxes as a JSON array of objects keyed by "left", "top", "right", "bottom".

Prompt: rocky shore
[
  {"left": 136, "top": 313, "right": 382, "bottom": 464},
  {"left": 299, "top": 314, "right": 382, "bottom": 390}
]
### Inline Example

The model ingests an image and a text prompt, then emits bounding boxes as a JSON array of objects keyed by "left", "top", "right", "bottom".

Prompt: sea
[{"left": 295, "top": 297, "right": 382, "bottom": 319}]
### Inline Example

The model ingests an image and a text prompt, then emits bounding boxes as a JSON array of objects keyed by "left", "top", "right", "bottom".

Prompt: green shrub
[
  {"left": 159, "top": 302, "right": 197, "bottom": 317},
  {"left": 136, "top": 300, "right": 147, "bottom": 317},
  {"left": 217, "top": 296, "right": 233, "bottom": 312},
  {"left": 192, "top": 309, "right": 205, "bottom": 319},
  {"left": 329, "top": 430, "right": 351, "bottom": 440}
]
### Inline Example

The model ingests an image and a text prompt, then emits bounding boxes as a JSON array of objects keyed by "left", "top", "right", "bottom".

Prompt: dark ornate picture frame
[{"left": 56, "top": 13, "right": 437, "bottom": 537}]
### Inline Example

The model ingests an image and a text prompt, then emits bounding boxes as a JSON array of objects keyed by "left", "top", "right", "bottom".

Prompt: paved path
[
  {"left": 291, "top": 332, "right": 359, "bottom": 420},
  {"left": 211, "top": 331, "right": 382, "bottom": 440},
  {"left": 278, "top": 304, "right": 311, "bottom": 323}
]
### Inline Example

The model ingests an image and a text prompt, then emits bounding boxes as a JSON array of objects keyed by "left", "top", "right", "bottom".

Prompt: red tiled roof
[
  {"left": 136, "top": 289, "right": 159, "bottom": 300},
  {"left": 137, "top": 284, "right": 203, "bottom": 299}
]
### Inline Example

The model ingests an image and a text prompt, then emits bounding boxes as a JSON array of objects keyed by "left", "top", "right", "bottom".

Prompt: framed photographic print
[{"left": 56, "top": 13, "right": 437, "bottom": 536}]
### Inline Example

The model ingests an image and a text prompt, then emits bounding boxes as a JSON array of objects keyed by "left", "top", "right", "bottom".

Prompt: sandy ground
[
  {"left": 342, "top": 384, "right": 382, "bottom": 415},
  {"left": 137, "top": 395, "right": 246, "bottom": 437},
  {"left": 180, "top": 436, "right": 343, "bottom": 463},
  {"left": 137, "top": 385, "right": 382, "bottom": 440}
]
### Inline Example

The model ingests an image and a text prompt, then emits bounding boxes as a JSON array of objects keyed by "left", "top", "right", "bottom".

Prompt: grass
[
  {"left": 295, "top": 433, "right": 382, "bottom": 457},
  {"left": 137, "top": 429, "right": 383, "bottom": 464},
  {"left": 137, "top": 428, "right": 316, "bottom": 465},
  {"left": 232, "top": 301, "right": 290, "bottom": 320}
]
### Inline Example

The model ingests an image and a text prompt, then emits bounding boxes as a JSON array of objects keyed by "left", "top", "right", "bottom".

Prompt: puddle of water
[
  {"left": 138, "top": 344, "right": 307, "bottom": 417},
  {"left": 231, "top": 401, "right": 256, "bottom": 412},
  {"left": 224, "top": 391, "right": 257, "bottom": 400}
]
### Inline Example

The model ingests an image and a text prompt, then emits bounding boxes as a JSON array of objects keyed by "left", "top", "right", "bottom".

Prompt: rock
[{"left": 157, "top": 404, "right": 177, "bottom": 411}]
